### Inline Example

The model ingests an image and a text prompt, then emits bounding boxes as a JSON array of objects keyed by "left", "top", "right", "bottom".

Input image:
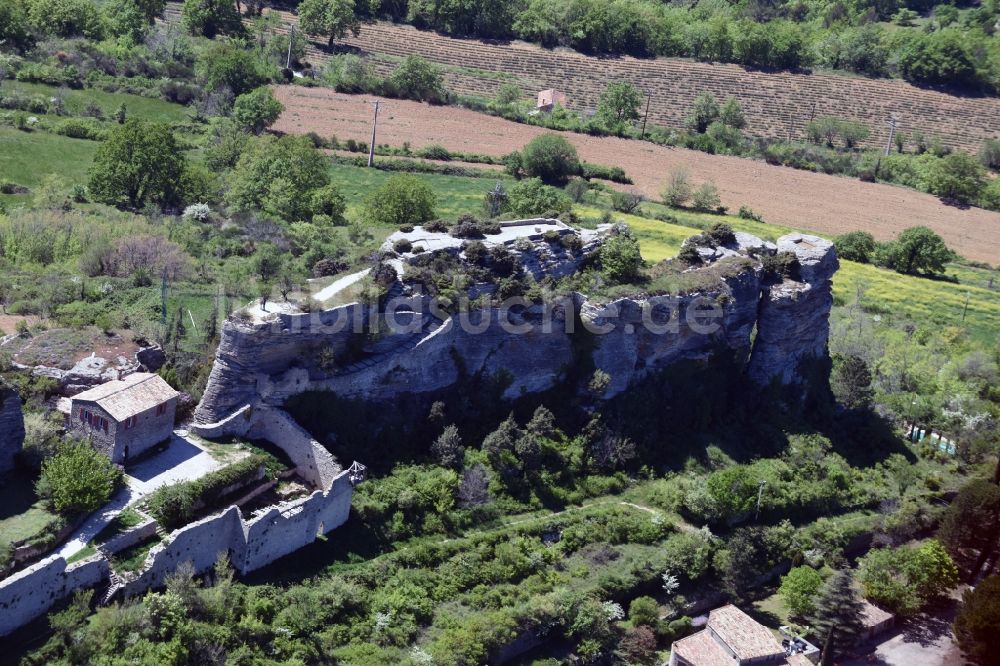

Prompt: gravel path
[{"left": 274, "top": 86, "right": 1000, "bottom": 265}]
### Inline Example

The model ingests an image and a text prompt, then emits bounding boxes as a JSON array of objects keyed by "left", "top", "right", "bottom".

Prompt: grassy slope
[
  {"left": 1, "top": 81, "right": 190, "bottom": 123},
  {"left": 0, "top": 128, "right": 97, "bottom": 188}
]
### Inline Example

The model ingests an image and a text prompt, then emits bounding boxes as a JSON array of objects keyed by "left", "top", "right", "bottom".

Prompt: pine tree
[{"left": 808, "top": 569, "right": 866, "bottom": 660}]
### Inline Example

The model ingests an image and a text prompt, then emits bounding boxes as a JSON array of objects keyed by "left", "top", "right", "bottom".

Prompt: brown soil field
[
  {"left": 162, "top": 3, "right": 1000, "bottom": 153},
  {"left": 275, "top": 86, "right": 1000, "bottom": 264}
]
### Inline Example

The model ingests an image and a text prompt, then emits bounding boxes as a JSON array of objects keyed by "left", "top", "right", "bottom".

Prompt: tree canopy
[
  {"left": 954, "top": 574, "right": 1000, "bottom": 666},
  {"left": 88, "top": 119, "right": 188, "bottom": 211},
  {"left": 298, "top": 0, "right": 361, "bottom": 47},
  {"left": 36, "top": 441, "right": 123, "bottom": 514}
]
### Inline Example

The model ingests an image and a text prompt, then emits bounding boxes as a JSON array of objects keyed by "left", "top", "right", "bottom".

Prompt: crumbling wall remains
[
  {"left": 0, "top": 407, "right": 355, "bottom": 637},
  {"left": 0, "top": 382, "right": 25, "bottom": 476}
]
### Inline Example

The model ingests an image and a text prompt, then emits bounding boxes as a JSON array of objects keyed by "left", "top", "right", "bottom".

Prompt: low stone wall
[
  {"left": 0, "top": 408, "right": 355, "bottom": 637},
  {"left": 0, "top": 554, "right": 109, "bottom": 637},
  {"left": 99, "top": 518, "right": 158, "bottom": 555}
]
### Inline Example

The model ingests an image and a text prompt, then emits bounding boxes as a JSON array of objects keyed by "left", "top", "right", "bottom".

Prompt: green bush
[
  {"left": 37, "top": 441, "right": 123, "bottom": 515},
  {"left": 504, "top": 178, "right": 570, "bottom": 217},
  {"left": 387, "top": 56, "right": 446, "bottom": 103},
  {"left": 520, "top": 134, "right": 581, "bottom": 186},
  {"left": 233, "top": 87, "right": 284, "bottom": 135},
  {"left": 361, "top": 174, "right": 437, "bottom": 227},
  {"left": 146, "top": 455, "right": 267, "bottom": 530},
  {"left": 834, "top": 231, "right": 877, "bottom": 263},
  {"left": 54, "top": 118, "right": 106, "bottom": 141}
]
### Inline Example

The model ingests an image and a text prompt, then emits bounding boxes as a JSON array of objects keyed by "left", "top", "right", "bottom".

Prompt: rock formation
[
  {"left": 0, "top": 382, "right": 25, "bottom": 475},
  {"left": 194, "top": 222, "right": 838, "bottom": 430}
]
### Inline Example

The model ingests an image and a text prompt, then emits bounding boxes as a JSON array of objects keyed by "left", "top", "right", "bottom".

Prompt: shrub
[
  {"left": 502, "top": 178, "right": 568, "bottom": 217},
  {"left": 978, "top": 139, "right": 1000, "bottom": 171},
  {"left": 662, "top": 168, "right": 692, "bottom": 207},
  {"left": 706, "top": 222, "right": 735, "bottom": 246},
  {"left": 37, "top": 441, "right": 123, "bottom": 514},
  {"left": 686, "top": 92, "right": 719, "bottom": 133},
  {"left": 611, "top": 190, "right": 644, "bottom": 214},
  {"left": 393, "top": 238, "right": 413, "bottom": 253},
  {"left": 691, "top": 181, "right": 721, "bottom": 212},
  {"left": 600, "top": 226, "right": 642, "bottom": 283},
  {"left": 362, "top": 174, "right": 436, "bottom": 227},
  {"left": 954, "top": 574, "right": 1000, "bottom": 665},
  {"left": 924, "top": 152, "right": 987, "bottom": 203},
  {"left": 834, "top": 231, "right": 877, "bottom": 263},
  {"left": 54, "top": 118, "right": 105, "bottom": 141},
  {"left": 387, "top": 55, "right": 446, "bottom": 103},
  {"left": 233, "top": 87, "right": 284, "bottom": 135},
  {"left": 520, "top": 134, "right": 581, "bottom": 185},
  {"left": 416, "top": 144, "right": 451, "bottom": 161}
]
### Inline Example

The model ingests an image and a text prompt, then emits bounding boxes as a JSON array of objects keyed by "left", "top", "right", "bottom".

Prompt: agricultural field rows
[
  {"left": 272, "top": 86, "right": 1000, "bottom": 264},
  {"left": 172, "top": 2, "right": 1000, "bottom": 154}
]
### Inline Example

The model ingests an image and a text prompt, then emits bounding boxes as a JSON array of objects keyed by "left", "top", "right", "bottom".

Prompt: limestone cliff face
[
  {"left": 748, "top": 234, "right": 839, "bottom": 386},
  {"left": 194, "top": 231, "right": 838, "bottom": 428},
  {"left": 0, "top": 383, "right": 25, "bottom": 475}
]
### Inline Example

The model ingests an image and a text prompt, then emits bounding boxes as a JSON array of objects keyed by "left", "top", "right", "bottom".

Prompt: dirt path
[{"left": 274, "top": 86, "right": 1000, "bottom": 265}]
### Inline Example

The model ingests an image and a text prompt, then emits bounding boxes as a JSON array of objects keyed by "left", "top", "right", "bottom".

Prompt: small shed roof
[
  {"left": 72, "top": 373, "right": 178, "bottom": 422},
  {"left": 860, "top": 600, "right": 894, "bottom": 628}
]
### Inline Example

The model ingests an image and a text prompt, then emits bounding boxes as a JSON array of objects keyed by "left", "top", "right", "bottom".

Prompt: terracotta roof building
[
  {"left": 70, "top": 373, "right": 179, "bottom": 464},
  {"left": 669, "top": 605, "right": 815, "bottom": 666}
]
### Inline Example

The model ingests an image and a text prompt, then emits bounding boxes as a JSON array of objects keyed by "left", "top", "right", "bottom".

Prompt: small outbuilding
[
  {"left": 859, "top": 600, "right": 895, "bottom": 642},
  {"left": 69, "top": 373, "right": 179, "bottom": 465},
  {"left": 536, "top": 89, "right": 568, "bottom": 111}
]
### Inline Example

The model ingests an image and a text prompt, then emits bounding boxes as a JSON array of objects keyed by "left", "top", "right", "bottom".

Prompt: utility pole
[
  {"left": 367, "top": 100, "right": 380, "bottom": 168},
  {"left": 640, "top": 91, "right": 652, "bottom": 140},
  {"left": 755, "top": 480, "right": 767, "bottom": 522},
  {"left": 285, "top": 25, "right": 295, "bottom": 71},
  {"left": 884, "top": 114, "right": 898, "bottom": 156}
]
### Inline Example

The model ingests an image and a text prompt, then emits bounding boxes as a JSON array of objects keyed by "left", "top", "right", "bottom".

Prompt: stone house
[
  {"left": 69, "top": 373, "right": 179, "bottom": 464},
  {"left": 536, "top": 89, "right": 568, "bottom": 111},
  {"left": 669, "top": 605, "right": 815, "bottom": 666}
]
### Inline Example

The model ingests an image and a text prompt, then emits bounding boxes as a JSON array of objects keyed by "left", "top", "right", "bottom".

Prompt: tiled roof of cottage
[
  {"left": 708, "top": 604, "right": 784, "bottom": 661},
  {"left": 71, "top": 373, "right": 178, "bottom": 421},
  {"left": 671, "top": 604, "right": 815, "bottom": 666}
]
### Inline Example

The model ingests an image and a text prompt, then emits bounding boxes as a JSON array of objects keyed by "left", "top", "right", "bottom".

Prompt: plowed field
[{"left": 275, "top": 86, "right": 1000, "bottom": 264}]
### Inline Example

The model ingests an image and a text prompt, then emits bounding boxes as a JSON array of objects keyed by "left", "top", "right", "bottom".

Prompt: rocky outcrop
[
  {"left": 748, "top": 234, "right": 839, "bottom": 386},
  {"left": 0, "top": 383, "right": 25, "bottom": 475},
  {"left": 194, "top": 228, "right": 838, "bottom": 429}
]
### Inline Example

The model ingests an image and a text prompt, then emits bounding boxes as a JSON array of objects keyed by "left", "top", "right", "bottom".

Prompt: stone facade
[
  {"left": 0, "top": 383, "right": 25, "bottom": 476},
  {"left": 70, "top": 374, "right": 179, "bottom": 464}
]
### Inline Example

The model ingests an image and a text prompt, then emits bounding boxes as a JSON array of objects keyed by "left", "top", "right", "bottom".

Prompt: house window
[
  {"left": 123, "top": 416, "right": 136, "bottom": 429},
  {"left": 156, "top": 404, "right": 167, "bottom": 417}
]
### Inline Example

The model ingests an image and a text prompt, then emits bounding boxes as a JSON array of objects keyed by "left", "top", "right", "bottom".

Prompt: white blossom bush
[
  {"left": 182, "top": 203, "right": 211, "bottom": 222},
  {"left": 662, "top": 570, "right": 679, "bottom": 595},
  {"left": 602, "top": 600, "right": 625, "bottom": 621}
]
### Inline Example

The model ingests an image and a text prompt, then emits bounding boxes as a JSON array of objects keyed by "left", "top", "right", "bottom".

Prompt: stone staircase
[{"left": 97, "top": 570, "right": 124, "bottom": 606}]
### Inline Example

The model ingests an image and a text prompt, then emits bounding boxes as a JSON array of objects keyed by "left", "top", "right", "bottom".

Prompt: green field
[
  {"left": 1, "top": 81, "right": 190, "bottom": 123},
  {"left": 0, "top": 128, "right": 97, "bottom": 190},
  {"left": 329, "top": 163, "right": 506, "bottom": 221}
]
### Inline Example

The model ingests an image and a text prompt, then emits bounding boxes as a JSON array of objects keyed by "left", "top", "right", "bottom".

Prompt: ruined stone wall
[
  {"left": 0, "top": 554, "right": 109, "bottom": 636},
  {"left": 0, "top": 383, "right": 25, "bottom": 476},
  {"left": 0, "top": 407, "right": 355, "bottom": 637}
]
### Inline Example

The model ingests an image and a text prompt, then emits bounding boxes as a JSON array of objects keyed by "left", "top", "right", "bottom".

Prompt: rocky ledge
[{"left": 194, "top": 227, "right": 838, "bottom": 427}]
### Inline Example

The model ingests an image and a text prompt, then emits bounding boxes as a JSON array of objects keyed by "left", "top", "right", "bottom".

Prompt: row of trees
[{"left": 835, "top": 227, "right": 953, "bottom": 275}]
